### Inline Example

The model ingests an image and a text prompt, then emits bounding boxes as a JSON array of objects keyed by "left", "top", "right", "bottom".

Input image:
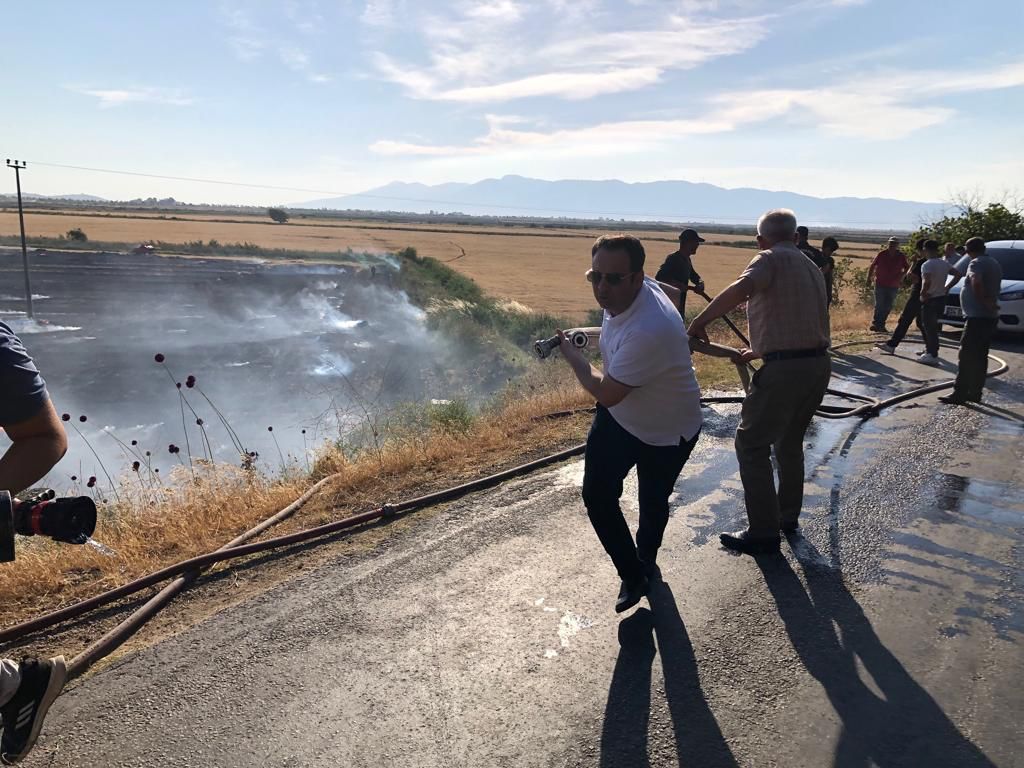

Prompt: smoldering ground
[{"left": 0, "top": 249, "right": 518, "bottom": 490}]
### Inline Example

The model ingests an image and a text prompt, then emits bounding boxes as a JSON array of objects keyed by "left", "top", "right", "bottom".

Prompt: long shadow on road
[
  {"left": 600, "top": 581, "right": 738, "bottom": 768},
  {"left": 757, "top": 542, "right": 997, "bottom": 768}
]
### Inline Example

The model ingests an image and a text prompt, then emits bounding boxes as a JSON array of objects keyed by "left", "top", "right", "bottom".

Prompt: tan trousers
[{"left": 734, "top": 356, "right": 831, "bottom": 537}]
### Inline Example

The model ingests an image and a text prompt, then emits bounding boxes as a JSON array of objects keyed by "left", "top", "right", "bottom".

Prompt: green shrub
[
  {"left": 429, "top": 399, "right": 474, "bottom": 435},
  {"left": 66, "top": 228, "right": 87, "bottom": 242}
]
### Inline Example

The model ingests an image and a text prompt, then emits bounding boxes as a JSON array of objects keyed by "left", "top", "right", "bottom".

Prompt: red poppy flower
[{"left": 155, "top": 353, "right": 165, "bottom": 363}]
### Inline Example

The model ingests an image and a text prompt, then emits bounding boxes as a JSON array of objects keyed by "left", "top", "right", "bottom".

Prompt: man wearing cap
[
  {"left": 688, "top": 209, "right": 830, "bottom": 555},
  {"left": 655, "top": 229, "right": 705, "bottom": 317},
  {"left": 867, "top": 237, "right": 909, "bottom": 332}
]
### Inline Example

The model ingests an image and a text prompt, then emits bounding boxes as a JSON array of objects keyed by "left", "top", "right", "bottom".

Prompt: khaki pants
[{"left": 735, "top": 356, "right": 831, "bottom": 537}]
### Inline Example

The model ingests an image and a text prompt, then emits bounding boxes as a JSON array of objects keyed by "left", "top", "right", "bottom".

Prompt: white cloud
[
  {"left": 67, "top": 86, "right": 193, "bottom": 108},
  {"left": 221, "top": 6, "right": 266, "bottom": 61},
  {"left": 371, "top": 8, "right": 769, "bottom": 103},
  {"left": 712, "top": 59, "right": 1024, "bottom": 139},
  {"left": 361, "top": 0, "right": 398, "bottom": 27},
  {"left": 439, "top": 67, "right": 663, "bottom": 101},
  {"left": 371, "top": 58, "right": 1024, "bottom": 155}
]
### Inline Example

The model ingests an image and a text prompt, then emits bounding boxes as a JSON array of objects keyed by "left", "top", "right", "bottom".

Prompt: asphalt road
[{"left": 28, "top": 336, "right": 1024, "bottom": 767}]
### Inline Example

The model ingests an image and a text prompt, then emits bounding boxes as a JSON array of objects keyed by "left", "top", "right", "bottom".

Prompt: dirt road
[{"left": 28, "top": 338, "right": 1024, "bottom": 767}]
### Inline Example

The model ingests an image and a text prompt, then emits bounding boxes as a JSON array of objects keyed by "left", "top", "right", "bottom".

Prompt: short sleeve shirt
[
  {"left": 600, "top": 278, "right": 702, "bottom": 445},
  {"left": 919, "top": 258, "right": 953, "bottom": 301},
  {"left": 0, "top": 322, "right": 49, "bottom": 425},
  {"left": 960, "top": 256, "right": 1003, "bottom": 318},
  {"left": 740, "top": 242, "right": 831, "bottom": 357},
  {"left": 872, "top": 249, "right": 909, "bottom": 288}
]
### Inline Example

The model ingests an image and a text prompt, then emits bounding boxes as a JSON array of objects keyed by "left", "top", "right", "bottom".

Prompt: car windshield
[{"left": 988, "top": 248, "right": 1024, "bottom": 281}]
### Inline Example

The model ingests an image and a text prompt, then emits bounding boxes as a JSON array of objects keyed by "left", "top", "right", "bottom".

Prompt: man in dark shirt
[
  {"left": 655, "top": 229, "right": 705, "bottom": 317},
  {"left": 0, "top": 322, "right": 69, "bottom": 764},
  {"left": 796, "top": 226, "right": 824, "bottom": 266}
]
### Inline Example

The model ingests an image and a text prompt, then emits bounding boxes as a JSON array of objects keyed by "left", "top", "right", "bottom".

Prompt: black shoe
[
  {"left": 637, "top": 549, "right": 660, "bottom": 581},
  {"left": 615, "top": 575, "right": 650, "bottom": 613},
  {"left": 720, "top": 529, "right": 781, "bottom": 556},
  {"left": 0, "top": 656, "right": 66, "bottom": 764},
  {"left": 938, "top": 395, "right": 967, "bottom": 405},
  {"left": 780, "top": 520, "right": 800, "bottom": 534}
]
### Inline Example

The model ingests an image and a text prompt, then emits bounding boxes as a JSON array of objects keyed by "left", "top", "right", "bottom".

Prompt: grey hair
[{"left": 756, "top": 209, "right": 798, "bottom": 243}]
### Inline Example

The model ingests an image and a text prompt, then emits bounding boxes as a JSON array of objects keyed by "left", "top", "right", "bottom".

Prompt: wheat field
[{"left": 0, "top": 209, "right": 879, "bottom": 321}]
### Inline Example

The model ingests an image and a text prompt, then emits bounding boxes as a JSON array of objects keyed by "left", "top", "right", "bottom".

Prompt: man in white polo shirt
[{"left": 557, "top": 234, "right": 703, "bottom": 613}]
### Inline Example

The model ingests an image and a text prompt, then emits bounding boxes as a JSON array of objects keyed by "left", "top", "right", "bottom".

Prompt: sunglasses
[{"left": 586, "top": 269, "right": 635, "bottom": 286}]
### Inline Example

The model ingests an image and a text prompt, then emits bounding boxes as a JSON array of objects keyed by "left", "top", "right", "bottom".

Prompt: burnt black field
[{"left": 0, "top": 248, "right": 512, "bottom": 490}]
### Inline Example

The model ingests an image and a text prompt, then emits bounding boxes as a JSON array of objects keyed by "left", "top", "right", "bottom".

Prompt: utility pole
[{"left": 5, "top": 159, "right": 34, "bottom": 319}]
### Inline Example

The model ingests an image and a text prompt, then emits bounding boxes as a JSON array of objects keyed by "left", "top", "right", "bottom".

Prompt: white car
[{"left": 942, "top": 240, "right": 1024, "bottom": 333}]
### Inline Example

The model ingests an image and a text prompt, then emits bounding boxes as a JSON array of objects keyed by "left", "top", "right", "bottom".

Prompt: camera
[
  {"left": 1, "top": 489, "right": 98, "bottom": 562},
  {"left": 534, "top": 328, "right": 597, "bottom": 359}
]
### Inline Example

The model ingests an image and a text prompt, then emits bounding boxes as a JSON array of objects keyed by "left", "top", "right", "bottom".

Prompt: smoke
[{"left": 0, "top": 248, "right": 510, "bottom": 490}]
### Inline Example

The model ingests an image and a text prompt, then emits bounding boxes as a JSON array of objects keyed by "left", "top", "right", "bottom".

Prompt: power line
[{"left": 23, "top": 160, "right": 918, "bottom": 227}]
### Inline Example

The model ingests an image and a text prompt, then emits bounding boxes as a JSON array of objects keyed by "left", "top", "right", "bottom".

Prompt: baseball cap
[
  {"left": 887, "top": 236, "right": 900, "bottom": 244},
  {"left": 679, "top": 228, "right": 705, "bottom": 243}
]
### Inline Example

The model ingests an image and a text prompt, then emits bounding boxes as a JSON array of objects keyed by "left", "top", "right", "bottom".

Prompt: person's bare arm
[
  {"left": 970, "top": 274, "right": 999, "bottom": 313},
  {"left": 557, "top": 333, "right": 634, "bottom": 408},
  {"left": 867, "top": 255, "right": 878, "bottom": 283},
  {"left": 687, "top": 277, "right": 754, "bottom": 343},
  {"left": 921, "top": 272, "right": 935, "bottom": 298},
  {"left": 0, "top": 400, "right": 68, "bottom": 495},
  {"left": 688, "top": 337, "right": 749, "bottom": 363}
]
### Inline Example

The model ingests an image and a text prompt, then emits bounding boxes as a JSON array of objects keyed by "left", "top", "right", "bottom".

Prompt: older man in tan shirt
[{"left": 688, "top": 208, "right": 830, "bottom": 555}]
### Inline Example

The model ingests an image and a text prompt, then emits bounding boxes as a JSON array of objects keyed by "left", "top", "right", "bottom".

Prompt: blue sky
[{"left": 2, "top": 0, "right": 1022, "bottom": 208}]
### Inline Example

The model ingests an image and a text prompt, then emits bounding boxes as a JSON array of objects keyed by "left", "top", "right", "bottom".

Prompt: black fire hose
[{"left": 1, "top": 444, "right": 586, "bottom": 674}]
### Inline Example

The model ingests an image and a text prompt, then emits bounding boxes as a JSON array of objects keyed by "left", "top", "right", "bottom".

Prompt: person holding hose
[
  {"left": 0, "top": 321, "right": 70, "bottom": 764},
  {"left": 557, "top": 234, "right": 705, "bottom": 612},
  {"left": 688, "top": 209, "right": 830, "bottom": 555},
  {"left": 655, "top": 229, "right": 705, "bottom": 317}
]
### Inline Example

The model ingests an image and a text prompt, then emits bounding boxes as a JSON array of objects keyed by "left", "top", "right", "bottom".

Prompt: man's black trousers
[
  {"left": 581, "top": 405, "right": 699, "bottom": 582},
  {"left": 954, "top": 317, "right": 998, "bottom": 401}
]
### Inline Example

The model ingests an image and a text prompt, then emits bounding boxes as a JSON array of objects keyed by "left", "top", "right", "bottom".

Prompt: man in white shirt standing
[
  {"left": 558, "top": 234, "right": 703, "bottom": 613},
  {"left": 918, "top": 240, "right": 954, "bottom": 365}
]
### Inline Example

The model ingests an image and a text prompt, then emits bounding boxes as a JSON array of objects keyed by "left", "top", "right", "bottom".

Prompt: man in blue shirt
[
  {"left": 939, "top": 238, "right": 1003, "bottom": 404},
  {"left": 0, "top": 321, "right": 69, "bottom": 764}
]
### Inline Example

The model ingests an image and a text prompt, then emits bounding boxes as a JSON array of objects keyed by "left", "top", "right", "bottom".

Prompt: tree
[
  {"left": 908, "top": 200, "right": 1024, "bottom": 249},
  {"left": 268, "top": 207, "right": 289, "bottom": 224},
  {"left": 66, "top": 228, "right": 88, "bottom": 241}
]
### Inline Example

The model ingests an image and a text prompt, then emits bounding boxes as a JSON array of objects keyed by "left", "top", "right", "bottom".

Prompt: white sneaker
[
  {"left": 918, "top": 353, "right": 940, "bottom": 365},
  {"left": 875, "top": 342, "right": 895, "bottom": 355},
  {"left": 915, "top": 350, "right": 928, "bottom": 357}
]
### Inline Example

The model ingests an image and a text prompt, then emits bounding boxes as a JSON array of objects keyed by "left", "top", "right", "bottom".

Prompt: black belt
[{"left": 762, "top": 347, "right": 828, "bottom": 362}]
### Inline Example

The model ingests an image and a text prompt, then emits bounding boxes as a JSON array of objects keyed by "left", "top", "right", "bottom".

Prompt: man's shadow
[
  {"left": 599, "top": 580, "right": 738, "bottom": 767},
  {"left": 757, "top": 542, "right": 997, "bottom": 767}
]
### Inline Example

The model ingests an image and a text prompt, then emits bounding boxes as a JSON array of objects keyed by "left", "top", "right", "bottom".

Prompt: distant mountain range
[
  {"left": 0, "top": 192, "right": 108, "bottom": 202},
  {"left": 297, "top": 175, "right": 942, "bottom": 230}
]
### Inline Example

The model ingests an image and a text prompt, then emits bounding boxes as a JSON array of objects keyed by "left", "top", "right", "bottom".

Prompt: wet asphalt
[{"left": 26, "top": 336, "right": 1024, "bottom": 767}]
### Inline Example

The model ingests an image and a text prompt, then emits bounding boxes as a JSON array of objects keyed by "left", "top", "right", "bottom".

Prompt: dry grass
[{"left": 0, "top": 376, "right": 594, "bottom": 629}]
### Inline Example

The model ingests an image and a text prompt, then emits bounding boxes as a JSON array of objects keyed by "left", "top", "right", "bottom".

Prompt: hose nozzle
[
  {"left": 1, "top": 489, "right": 98, "bottom": 560},
  {"left": 534, "top": 329, "right": 593, "bottom": 359}
]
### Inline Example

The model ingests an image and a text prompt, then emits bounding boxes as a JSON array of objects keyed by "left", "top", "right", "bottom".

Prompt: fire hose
[{"left": 0, "top": 297, "right": 1010, "bottom": 679}]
